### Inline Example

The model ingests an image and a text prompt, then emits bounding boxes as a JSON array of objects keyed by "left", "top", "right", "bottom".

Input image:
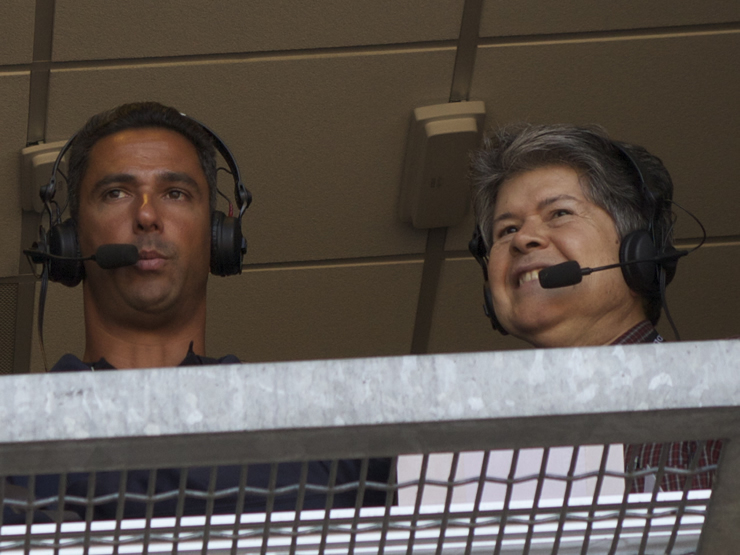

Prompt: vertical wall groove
[
  {"left": 26, "top": 0, "right": 55, "bottom": 145},
  {"left": 449, "top": 0, "right": 484, "bottom": 103},
  {"left": 13, "top": 0, "right": 55, "bottom": 373},
  {"left": 409, "top": 0, "right": 483, "bottom": 355}
]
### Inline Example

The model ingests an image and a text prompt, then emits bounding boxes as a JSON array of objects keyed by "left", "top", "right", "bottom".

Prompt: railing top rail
[{"left": 1, "top": 340, "right": 738, "bottom": 474}]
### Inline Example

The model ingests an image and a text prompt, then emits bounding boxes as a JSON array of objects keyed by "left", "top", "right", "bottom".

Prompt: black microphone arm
[
  {"left": 93, "top": 244, "right": 140, "bottom": 269},
  {"left": 538, "top": 249, "right": 689, "bottom": 289},
  {"left": 24, "top": 244, "right": 139, "bottom": 270}
]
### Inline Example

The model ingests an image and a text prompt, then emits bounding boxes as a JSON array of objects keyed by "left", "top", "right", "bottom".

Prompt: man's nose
[
  {"left": 134, "top": 194, "right": 162, "bottom": 232},
  {"left": 510, "top": 219, "right": 549, "bottom": 254}
]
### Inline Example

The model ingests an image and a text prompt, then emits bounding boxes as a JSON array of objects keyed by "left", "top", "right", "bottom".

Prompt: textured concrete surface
[{"left": 2, "top": 340, "right": 739, "bottom": 445}]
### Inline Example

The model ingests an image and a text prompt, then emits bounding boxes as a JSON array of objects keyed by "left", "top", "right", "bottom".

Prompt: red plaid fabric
[
  {"left": 611, "top": 319, "right": 661, "bottom": 345},
  {"left": 614, "top": 320, "right": 723, "bottom": 492},
  {"left": 623, "top": 440, "right": 723, "bottom": 492}
]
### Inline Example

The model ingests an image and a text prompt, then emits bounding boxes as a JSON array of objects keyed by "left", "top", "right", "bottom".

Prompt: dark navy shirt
[{"left": 50, "top": 347, "right": 241, "bottom": 372}]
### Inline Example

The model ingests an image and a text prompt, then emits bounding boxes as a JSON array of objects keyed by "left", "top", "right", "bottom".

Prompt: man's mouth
[
  {"left": 135, "top": 250, "right": 167, "bottom": 270},
  {"left": 138, "top": 249, "right": 165, "bottom": 259},
  {"left": 518, "top": 269, "right": 542, "bottom": 286}
]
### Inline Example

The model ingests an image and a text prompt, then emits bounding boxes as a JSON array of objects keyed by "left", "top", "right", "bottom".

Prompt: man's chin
[
  {"left": 133, "top": 299, "right": 176, "bottom": 314},
  {"left": 122, "top": 289, "right": 179, "bottom": 315},
  {"left": 501, "top": 313, "right": 561, "bottom": 346}
]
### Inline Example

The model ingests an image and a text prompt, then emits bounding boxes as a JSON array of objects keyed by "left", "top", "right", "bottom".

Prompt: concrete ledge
[{"left": 1, "top": 340, "right": 738, "bottom": 473}]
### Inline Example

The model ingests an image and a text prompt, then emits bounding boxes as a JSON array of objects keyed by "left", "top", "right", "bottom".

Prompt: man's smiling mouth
[{"left": 518, "top": 269, "right": 542, "bottom": 286}]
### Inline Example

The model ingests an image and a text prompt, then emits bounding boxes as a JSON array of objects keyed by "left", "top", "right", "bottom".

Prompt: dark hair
[
  {"left": 470, "top": 123, "right": 674, "bottom": 324},
  {"left": 66, "top": 102, "right": 217, "bottom": 221}
]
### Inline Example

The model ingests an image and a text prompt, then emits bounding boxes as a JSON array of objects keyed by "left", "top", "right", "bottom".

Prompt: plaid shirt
[{"left": 615, "top": 320, "right": 722, "bottom": 492}]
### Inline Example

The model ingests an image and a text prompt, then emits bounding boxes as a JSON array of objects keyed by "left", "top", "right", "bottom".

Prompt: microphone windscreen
[
  {"left": 95, "top": 244, "right": 139, "bottom": 269},
  {"left": 539, "top": 260, "right": 583, "bottom": 289}
]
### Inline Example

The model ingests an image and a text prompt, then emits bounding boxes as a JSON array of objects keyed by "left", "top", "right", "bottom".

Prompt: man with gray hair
[{"left": 468, "top": 123, "right": 720, "bottom": 491}]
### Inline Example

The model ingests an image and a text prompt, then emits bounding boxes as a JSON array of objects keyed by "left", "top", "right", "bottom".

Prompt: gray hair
[{"left": 470, "top": 123, "right": 675, "bottom": 323}]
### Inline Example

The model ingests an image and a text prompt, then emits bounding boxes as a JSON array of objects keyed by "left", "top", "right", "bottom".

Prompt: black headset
[
  {"left": 38, "top": 116, "right": 252, "bottom": 287},
  {"left": 469, "top": 140, "right": 676, "bottom": 334}
]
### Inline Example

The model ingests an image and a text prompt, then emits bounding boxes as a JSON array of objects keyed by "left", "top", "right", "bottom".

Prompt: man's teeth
[{"left": 519, "top": 270, "right": 541, "bottom": 285}]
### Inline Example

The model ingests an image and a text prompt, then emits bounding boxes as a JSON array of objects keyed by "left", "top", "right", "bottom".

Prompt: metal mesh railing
[
  {"left": 2, "top": 341, "right": 739, "bottom": 553},
  {"left": 1, "top": 444, "right": 718, "bottom": 554}
]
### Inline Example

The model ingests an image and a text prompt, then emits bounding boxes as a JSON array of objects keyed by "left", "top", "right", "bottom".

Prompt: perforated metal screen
[
  {"left": 1, "top": 444, "right": 717, "bottom": 554},
  {"left": 3, "top": 342, "right": 739, "bottom": 553}
]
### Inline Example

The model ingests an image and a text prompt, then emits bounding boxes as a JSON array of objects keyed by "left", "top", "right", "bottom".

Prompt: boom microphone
[
  {"left": 538, "top": 261, "right": 583, "bottom": 288},
  {"left": 24, "top": 244, "right": 139, "bottom": 269},
  {"left": 93, "top": 244, "right": 140, "bottom": 269},
  {"left": 538, "top": 250, "right": 689, "bottom": 289}
]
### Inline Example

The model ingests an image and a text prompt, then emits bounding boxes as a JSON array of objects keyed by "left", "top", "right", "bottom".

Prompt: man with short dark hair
[
  {"left": 469, "top": 123, "right": 720, "bottom": 491},
  {"left": 4, "top": 102, "right": 390, "bottom": 523},
  {"left": 61, "top": 103, "right": 223, "bottom": 370}
]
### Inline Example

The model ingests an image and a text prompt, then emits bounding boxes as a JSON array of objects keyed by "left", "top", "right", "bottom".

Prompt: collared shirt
[
  {"left": 51, "top": 342, "right": 240, "bottom": 372},
  {"left": 614, "top": 320, "right": 722, "bottom": 492},
  {"left": 611, "top": 319, "right": 662, "bottom": 345}
]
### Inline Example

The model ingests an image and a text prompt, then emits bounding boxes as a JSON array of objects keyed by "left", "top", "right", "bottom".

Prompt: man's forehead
[
  {"left": 77, "top": 128, "right": 209, "bottom": 205},
  {"left": 493, "top": 166, "right": 589, "bottom": 214},
  {"left": 85, "top": 128, "right": 203, "bottom": 175},
  {"left": 90, "top": 127, "right": 196, "bottom": 155}
]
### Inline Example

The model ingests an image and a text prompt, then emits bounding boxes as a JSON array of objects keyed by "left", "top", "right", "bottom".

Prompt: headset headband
[{"left": 180, "top": 114, "right": 252, "bottom": 217}]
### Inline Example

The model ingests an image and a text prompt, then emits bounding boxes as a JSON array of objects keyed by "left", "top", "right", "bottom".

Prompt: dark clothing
[
  {"left": 615, "top": 321, "right": 722, "bottom": 492},
  {"left": 4, "top": 351, "right": 392, "bottom": 524},
  {"left": 50, "top": 349, "right": 240, "bottom": 372}
]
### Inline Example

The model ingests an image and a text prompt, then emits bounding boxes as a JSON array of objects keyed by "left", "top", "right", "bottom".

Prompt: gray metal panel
[
  {"left": 480, "top": 0, "right": 740, "bottom": 37},
  {"left": 1, "top": 340, "right": 738, "bottom": 474},
  {"left": 698, "top": 439, "right": 740, "bottom": 553},
  {"left": 0, "top": 0, "right": 36, "bottom": 65},
  {"left": 52, "top": 0, "right": 464, "bottom": 61},
  {"left": 2, "top": 342, "right": 738, "bottom": 553}
]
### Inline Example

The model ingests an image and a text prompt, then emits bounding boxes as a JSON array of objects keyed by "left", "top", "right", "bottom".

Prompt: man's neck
[
  {"left": 83, "top": 334, "right": 206, "bottom": 369},
  {"left": 82, "top": 297, "right": 208, "bottom": 370}
]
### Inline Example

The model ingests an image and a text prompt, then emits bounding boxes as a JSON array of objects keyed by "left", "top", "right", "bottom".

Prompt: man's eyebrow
[
  {"left": 537, "top": 194, "right": 579, "bottom": 209},
  {"left": 158, "top": 171, "right": 200, "bottom": 189},
  {"left": 492, "top": 195, "right": 580, "bottom": 225},
  {"left": 90, "top": 173, "right": 136, "bottom": 193},
  {"left": 492, "top": 211, "right": 514, "bottom": 226},
  {"left": 90, "top": 171, "right": 203, "bottom": 196}
]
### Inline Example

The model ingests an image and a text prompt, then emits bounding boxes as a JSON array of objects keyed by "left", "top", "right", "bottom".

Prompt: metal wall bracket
[
  {"left": 19, "top": 140, "right": 67, "bottom": 213},
  {"left": 399, "top": 101, "right": 486, "bottom": 229}
]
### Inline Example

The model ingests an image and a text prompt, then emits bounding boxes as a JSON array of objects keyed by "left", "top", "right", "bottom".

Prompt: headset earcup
[
  {"left": 620, "top": 230, "right": 659, "bottom": 296},
  {"left": 469, "top": 227, "right": 509, "bottom": 335},
  {"left": 47, "top": 219, "right": 85, "bottom": 287},
  {"left": 210, "top": 211, "right": 246, "bottom": 276}
]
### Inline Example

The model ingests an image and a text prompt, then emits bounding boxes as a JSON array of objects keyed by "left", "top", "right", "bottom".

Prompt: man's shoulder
[
  {"left": 49, "top": 353, "right": 241, "bottom": 372},
  {"left": 179, "top": 351, "right": 241, "bottom": 367},
  {"left": 213, "top": 354, "right": 241, "bottom": 365},
  {"left": 50, "top": 354, "right": 92, "bottom": 372}
]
